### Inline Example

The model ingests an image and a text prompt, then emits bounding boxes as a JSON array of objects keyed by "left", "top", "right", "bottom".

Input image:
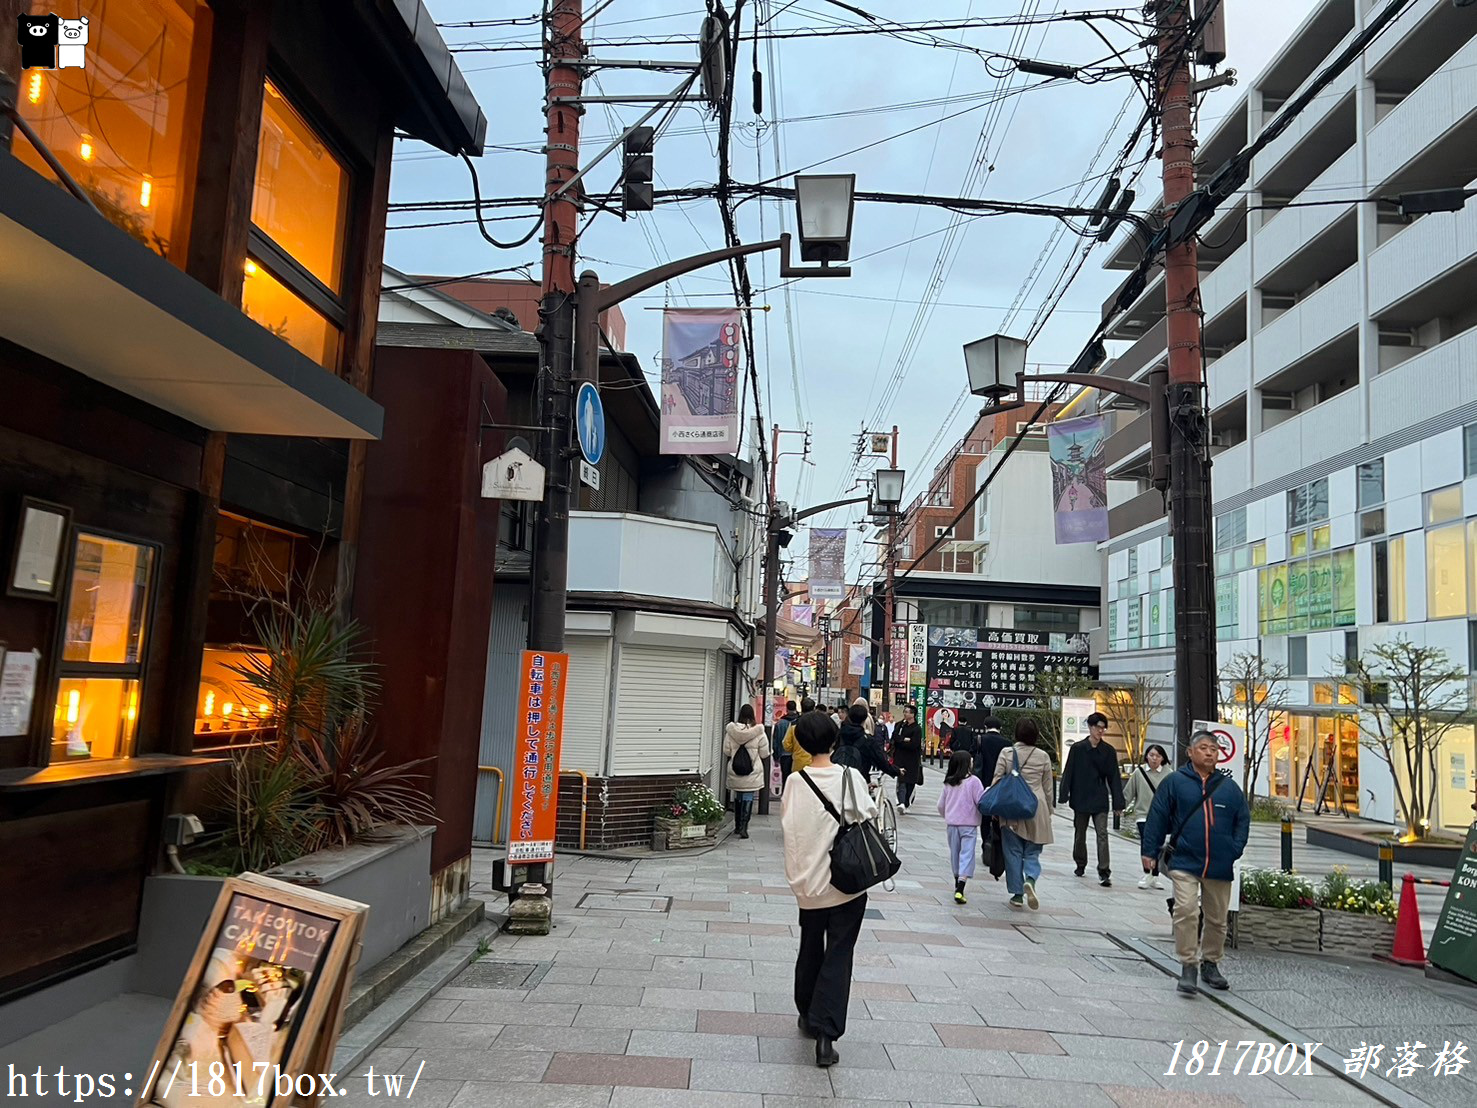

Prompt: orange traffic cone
[{"left": 1389, "top": 872, "right": 1427, "bottom": 967}]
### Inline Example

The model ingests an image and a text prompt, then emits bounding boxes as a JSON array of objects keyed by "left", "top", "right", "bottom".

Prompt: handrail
[
  {"left": 561, "top": 770, "right": 589, "bottom": 850},
  {"left": 477, "top": 765, "right": 506, "bottom": 845}
]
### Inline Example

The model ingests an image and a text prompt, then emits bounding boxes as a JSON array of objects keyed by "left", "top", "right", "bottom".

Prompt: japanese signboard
[
  {"left": 925, "top": 626, "right": 1092, "bottom": 711},
  {"left": 143, "top": 874, "right": 367, "bottom": 1108},
  {"left": 508, "top": 650, "right": 568, "bottom": 865},
  {"left": 907, "top": 622, "right": 928, "bottom": 685},
  {"left": 659, "top": 308, "right": 740, "bottom": 453},
  {"left": 1430, "top": 823, "right": 1477, "bottom": 984},
  {"left": 809, "top": 528, "right": 848, "bottom": 600}
]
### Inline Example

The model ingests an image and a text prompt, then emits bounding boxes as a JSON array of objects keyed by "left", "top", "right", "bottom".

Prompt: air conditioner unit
[
  {"left": 1261, "top": 391, "right": 1297, "bottom": 411},
  {"left": 1015, "top": 422, "right": 1046, "bottom": 436},
  {"left": 934, "top": 526, "right": 956, "bottom": 539},
  {"left": 1208, "top": 430, "right": 1232, "bottom": 448},
  {"left": 1378, "top": 329, "right": 1419, "bottom": 347}
]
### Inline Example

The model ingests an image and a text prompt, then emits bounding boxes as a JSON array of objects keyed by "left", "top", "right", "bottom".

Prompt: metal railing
[
  {"left": 477, "top": 764, "right": 506, "bottom": 845},
  {"left": 561, "top": 770, "right": 589, "bottom": 850}
]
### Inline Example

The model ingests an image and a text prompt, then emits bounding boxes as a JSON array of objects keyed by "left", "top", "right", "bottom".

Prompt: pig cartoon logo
[
  {"left": 17, "top": 13, "right": 58, "bottom": 69},
  {"left": 57, "top": 16, "right": 87, "bottom": 69}
]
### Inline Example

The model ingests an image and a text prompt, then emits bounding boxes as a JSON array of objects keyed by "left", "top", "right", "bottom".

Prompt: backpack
[{"left": 731, "top": 737, "right": 754, "bottom": 777}]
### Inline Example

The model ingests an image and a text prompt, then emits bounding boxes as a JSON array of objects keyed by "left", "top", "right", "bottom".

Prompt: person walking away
[
  {"left": 782, "top": 711, "right": 877, "bottom": 1068},
  {"left": 723, "top": 704, "right": 770, "bottom": 839},
  {"left": 775, "top": 700, "right": 800, "bottom": 784},
  {"left": 854, "top": 696, "right": 876, "bottom": 737},
  {"left": 785, "top": 697, "right": 818, "bottom": 775},
  {"left": 992, "top": 717, "right": 1055, "bottom": 910},
  {"left": 891, "top": 704, "right": 924, "bottom": 812},
  {"left": 937, "top": 750, "right": 985, "bottom": 903},
  {"left": 1141, "top": 730, "right": 1250, "bottom": 995},
  {"left": 1059, "top": 711, "right": 1126, "bottom": 885},
  {"left": 974, "top": 717, "right": 1009, "bottom": 868},
  {"left": 833, "top": 703, "right": 899, "bottom": 784},
  {"left": 950, "top": 720, "right": 978, "bottom": 774},
  {"left": 1124, "top": 744, "right": 1174, "bottom": 889}
]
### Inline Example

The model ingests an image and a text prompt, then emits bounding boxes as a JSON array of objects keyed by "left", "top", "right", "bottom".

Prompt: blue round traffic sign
[{"left": 575, "top": 382, "right": 606, "bottom": 466}]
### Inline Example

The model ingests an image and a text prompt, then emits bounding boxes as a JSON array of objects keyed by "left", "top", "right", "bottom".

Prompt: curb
[{"left": 1108, "top": 933, "right": 1428, "bottom": 1108}]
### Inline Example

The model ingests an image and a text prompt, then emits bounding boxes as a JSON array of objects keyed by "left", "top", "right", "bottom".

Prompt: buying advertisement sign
[
  {"left": 659, "top": 308, "right": 741, "bottom": 453},
  {"left": 809, "top": 528, "right": 847, "bottom": 600},
  {"left": 508, "top": 650, "right": 569, "bottom": 865},
  {"left": 926, "top": 626, "right": 1093, "bottom": 712},
  {"left": 1048, "top": 414, "right": 1110, "bottom": 544}
]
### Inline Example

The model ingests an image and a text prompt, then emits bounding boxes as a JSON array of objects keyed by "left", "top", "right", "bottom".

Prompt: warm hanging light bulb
[
  {"left": 27, "top": 72, "right": 43, "bottom": 104},
  {"left": 125, "top": 689, "right": 138, "bottom": 722},
  {"left": 203, "top": 690, "right": 215, "bottom": 717},
  {"left": 79, "top": 134, "right": 94, "bottom": 161},
  {"left": 258, "top": 702, "right": 271, "bottom": 716},
  {"left": 66, "top": 689, "right": 81, "bottom": 725},
  {"left": 222, "top": 702, "right": 234, "bottom": 717},
  {"left": 244, "top": 259, "right": 259, "bottom": 277},
  {"left": 139, "top": 175, "right": 153, "bottom": 209}
]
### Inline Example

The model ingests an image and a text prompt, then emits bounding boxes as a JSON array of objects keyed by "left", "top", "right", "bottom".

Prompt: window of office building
[
  {"left": 1013, "top": 607, "right": 1081, "bottom": 634},
  {"left": 1374, "top": 534, "right": 1409, "bottom": 624},
  {"left": 1465, "top": 424, "right": 1477, "bottom": 479},
  {"left": 244, "top": 79, "right": 351, "bottom": 369},
  {"left": 1258, "top": 546, "right": 1356, "bottom": 635},
  {"left": 1288, "top": 478, "right": 1330, "bottom": 529},
  {"left": 1216, "top": 508, "right": 1247, "bottom": 549},
  {"left": 16, "top": 0, "right": 211, "bottom": 264},
  {"left": 1427, "top": 485, "right": 1462, "bottom": 526},
  {"left": 53, "top": 532, "right": 157, "bottom": 761},
  {"left": 1357, "top": 460, "right": 1385, "bottom": 509}
]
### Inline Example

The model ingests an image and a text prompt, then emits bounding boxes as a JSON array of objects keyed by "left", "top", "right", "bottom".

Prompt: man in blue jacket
[{"left": 1141, "top": 730, "right": 1251, "bottom": 996}]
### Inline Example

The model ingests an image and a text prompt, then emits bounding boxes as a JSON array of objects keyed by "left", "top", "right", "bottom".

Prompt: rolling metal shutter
[
  {"left": 612, "top": 644, "right": 710, "bottom": 775},
  {"left": 559, "top": 635, "right": 611, "bottom": 775}
]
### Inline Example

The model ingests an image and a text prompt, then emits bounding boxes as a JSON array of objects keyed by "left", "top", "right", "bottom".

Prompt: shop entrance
[{"left": 1269, "top": 711, "right": 1361, "bottom": 816}]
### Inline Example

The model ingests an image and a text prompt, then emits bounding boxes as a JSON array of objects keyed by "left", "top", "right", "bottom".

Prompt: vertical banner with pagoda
[
  {"left": 659, "top": 308, "right": 741, "bottom": 454},
  {"left": 1047, "top": 414, "right": 1109, "bottom": 544}
]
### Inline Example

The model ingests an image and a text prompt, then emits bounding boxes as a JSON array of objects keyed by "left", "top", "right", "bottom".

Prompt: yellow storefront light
[{"left": 79, "top": 133, "right": 94, "bottom": 161}]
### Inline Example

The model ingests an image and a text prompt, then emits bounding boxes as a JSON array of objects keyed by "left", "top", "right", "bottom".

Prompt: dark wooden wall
[{"left": 353, "top": 347, "right": 505, "bottom": 875}]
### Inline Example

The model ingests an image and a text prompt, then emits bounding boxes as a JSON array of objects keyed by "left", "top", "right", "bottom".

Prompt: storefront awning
[{"left": 0, "top": 156, "right": 383, "bottom": 440}]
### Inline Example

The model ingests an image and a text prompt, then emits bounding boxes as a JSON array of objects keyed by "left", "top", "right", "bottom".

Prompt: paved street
[{"left": 337, "top": 781, "right": 1404, "bottom": 1107}]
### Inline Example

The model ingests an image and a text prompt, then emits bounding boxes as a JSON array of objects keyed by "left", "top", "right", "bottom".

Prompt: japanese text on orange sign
[{"left": 508, "top": 650, "right": 567, "bottom": 864}]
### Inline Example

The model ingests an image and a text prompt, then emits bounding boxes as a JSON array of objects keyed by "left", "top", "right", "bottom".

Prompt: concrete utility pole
[
  {"left": 1156, "top": 0, "right": 1216, "bottom": 752},
  {"left": 758, "top": 423, "right": 784, "bottom": 816},
  {"left": 880, "top": 426, "right": 899, "bottom": 705},
  {"left": 529, "top": 0, "right": 584, "bottom": 660}
]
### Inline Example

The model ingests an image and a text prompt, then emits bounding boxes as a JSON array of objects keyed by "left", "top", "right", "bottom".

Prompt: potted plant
[
  {"left": 1317, "top": 866, "right": 1397, "bottom": 954},
  {"left": 1236, "top": 869, "right": 1321, "bottom": 954},
  {"left": 652, "top": 783, "right": 726, "bottom": 850}
]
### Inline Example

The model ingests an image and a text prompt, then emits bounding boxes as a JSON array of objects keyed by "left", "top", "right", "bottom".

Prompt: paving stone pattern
[{"left": 336, "top": 795, "right": 1406, "bottom": 1107}]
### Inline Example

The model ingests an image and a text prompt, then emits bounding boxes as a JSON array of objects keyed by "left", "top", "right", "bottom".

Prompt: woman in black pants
[{"left": 782, "top": 711, "right": 878, "bottom": 1068}]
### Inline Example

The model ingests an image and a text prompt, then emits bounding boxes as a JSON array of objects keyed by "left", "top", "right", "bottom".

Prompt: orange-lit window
[
  {"left": 243, "top": 79, "right": 350, "bottom": 369},
  {"left": 15, "top": 0, "right": 211, "bottom": 266},
  {"left": 52, "top": 532, "right": 156, "bottom": 761}
]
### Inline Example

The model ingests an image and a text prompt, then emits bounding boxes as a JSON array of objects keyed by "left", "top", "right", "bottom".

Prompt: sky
[{"left": 387, "top": 0, "right": 1319, "bottom": 583}]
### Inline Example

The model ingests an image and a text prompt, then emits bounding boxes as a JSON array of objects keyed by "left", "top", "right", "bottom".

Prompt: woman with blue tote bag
[{"left": 986, "top": 718, "right": 1056, "bottom": 910}]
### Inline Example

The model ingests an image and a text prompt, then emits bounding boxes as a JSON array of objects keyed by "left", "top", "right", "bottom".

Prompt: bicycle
[{"left": 868, "top": 772, "right": 899, "bottom": 854}]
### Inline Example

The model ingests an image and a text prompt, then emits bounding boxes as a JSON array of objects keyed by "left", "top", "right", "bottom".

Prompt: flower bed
[
  {"left": 1234, "top": 866, "right": 1397, "bottom": 957},
  {"left": 650, "top": 783, "right": 725, "bottom": 850},
  {"left": 1321, "top": 908, "right": 1396, "bottom": 955}
]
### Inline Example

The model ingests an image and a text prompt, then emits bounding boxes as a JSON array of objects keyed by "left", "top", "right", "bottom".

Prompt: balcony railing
[
  {"left": 1252, "top": 31, "right": 1360, "bottom": 185},
  {"left": 1369, "top": 326, "right": 1477, "bottom": 441},
  {"left": 1368, "top": 194, "right": 1477, "bottom": 319},
  {"left": 1253, "top": 265, "right": 1360, "bottom": 385},
  {"left": 1251, "top": 389, "right": 1362, "bottom": 485},
  {"left": 1367, "top": 35, "right": 1477, "bottom": 188},
  {"left": 1254, "top": 146, "right": 1362, "bottom": 284},
  {"left": 1207, "top": 341, "right": 1251, "bottom": 413}
]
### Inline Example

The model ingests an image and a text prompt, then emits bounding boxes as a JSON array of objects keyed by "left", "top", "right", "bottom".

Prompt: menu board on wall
[{"left": 925, "top": 626, "right": 1093, "bottom": 711}]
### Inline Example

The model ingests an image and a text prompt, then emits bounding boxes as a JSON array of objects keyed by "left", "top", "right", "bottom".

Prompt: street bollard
[
  {"left": 1281, "top": 819, "right": 1294, "bottom": 872},
  {"left": 1379, "top": 843, "right": 1394, "bottom": 889}
]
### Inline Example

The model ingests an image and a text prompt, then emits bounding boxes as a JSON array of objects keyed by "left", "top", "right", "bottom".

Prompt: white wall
[
  {"left": 975, "top": 448, "right": 1102, "bottom": 588},
  {"left": 569, "top": 512, "right": 724, "bottom": 604}
]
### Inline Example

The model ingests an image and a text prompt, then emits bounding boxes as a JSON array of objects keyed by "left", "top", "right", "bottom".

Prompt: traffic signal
[{"left": 622, "top": 126, "right": 654, "bottom": 214}]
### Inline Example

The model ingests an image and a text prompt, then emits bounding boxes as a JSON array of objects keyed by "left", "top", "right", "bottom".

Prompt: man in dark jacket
[
  {"left": 775, "top": 700, "right": 799, "bottom": 783},
  {"left": 949, "top": 721, "right": 977, "bottom": 770},
  {"left": 1142, "top": 730, "right": 1250, "bottom": 995},
  {"left": 891, "top": 705, "right": 924, "bottom": 811},
  {"left": 1058, "top": 712, "right": 1126, "bottom": 885},
  {"left": 975, "top": 717, "right": 1010, "bottom": 870},
  {"left": 833, "top": 704, "right": 899, "bottom": 780}
]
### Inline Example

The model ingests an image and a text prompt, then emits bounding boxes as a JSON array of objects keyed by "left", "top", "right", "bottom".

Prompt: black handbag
[
  {"left": 1158, "top": 773, "right": 1224, "bottom": 871},
  {"left": 798, "top": 769, "right": 902, "bottom": 894}
]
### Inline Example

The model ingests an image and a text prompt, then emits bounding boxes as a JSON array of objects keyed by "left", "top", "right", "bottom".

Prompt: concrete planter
[
  {"left": 134, "top": 825, "right": 433, "bottom": 997},
  {"left": 1233, "top": 904, "right": 1322, "bottom": 955},
  {"left": 651, "top": 814, "right": 719, "bottom": 851},
  {"left": 1320, "top": 908, "right": 1396, "bottom": 956}
]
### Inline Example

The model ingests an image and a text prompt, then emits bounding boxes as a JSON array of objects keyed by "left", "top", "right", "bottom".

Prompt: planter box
[
  {"left": 1320, "top": 908, "right": 1395, "bottom": 956},
  {"left": 1233, "top": 903, "right": 1322, "bottom": 955},
  {"left": 134, "top": 825, "right": 433, "bottom": 995},
  {"left": 1305, "top": 825, "right": 1461, "bottom": 868},
  {"left": 652, "top": 815, "right": 719, "bottom": 851}
]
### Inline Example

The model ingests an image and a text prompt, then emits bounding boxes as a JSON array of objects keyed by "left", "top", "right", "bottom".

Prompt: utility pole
[
  {"left": 758, "top": 424, "right": 783, "bottom": 815},
  {"left": 1156, "top": 0, "right": 1216, "bottom": 753},
  {"left": 880, "top": 426, "right": 899, "bottom": 708}
]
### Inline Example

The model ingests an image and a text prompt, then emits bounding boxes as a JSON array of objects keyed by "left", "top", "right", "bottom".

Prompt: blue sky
[{"left": 388, "top": 1, "right": 1316, "bottom": 579}]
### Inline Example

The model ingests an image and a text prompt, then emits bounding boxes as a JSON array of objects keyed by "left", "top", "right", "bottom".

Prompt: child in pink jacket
[{"left": 937, "top": 749, "right": 986, "bottom": 903}]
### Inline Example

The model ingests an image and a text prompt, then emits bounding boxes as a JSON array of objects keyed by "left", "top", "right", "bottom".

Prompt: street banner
[
  {"left": 1048, "top": 414, "right": 1109, "bottom": 544},
  {"left": 1430, "top": 823, "right": 1477, "bottom": 984},
  {"left": 792, "top": 603, "right": 813, "bottom": 627},
  {"left": 809, "top": 528, "right": 847, "bottom": 600},
  {"left": 658, "top": 308, "right": 741, "bottom": 454},
  {"left": 775, "top": 647, "right": 793, "bottom": 679},
  {"left": 508, "top": 650, "right": 568, "bottom": 865},
  {"left": 849, "top": 643, "right": 869, "bottom": 676}
]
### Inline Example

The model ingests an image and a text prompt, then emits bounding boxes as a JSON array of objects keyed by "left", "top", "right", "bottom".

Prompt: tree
[
  {"left": 1344, "top": 637, "right": 1473, "bottom": 840},
  {"left": 1219, "top": 649, "right": 1290, "bottom": 804},
  {"left": 1095, "top": 674, "right": 1170, "bottom": 766}
]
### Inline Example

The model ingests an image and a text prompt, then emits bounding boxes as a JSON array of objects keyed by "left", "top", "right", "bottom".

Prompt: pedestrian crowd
[{"left": 747, "top": 697, "right": 1251, "bottom": 1068}]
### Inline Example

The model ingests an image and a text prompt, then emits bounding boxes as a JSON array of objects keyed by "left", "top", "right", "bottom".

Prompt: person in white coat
[
  {"left": 782, "top": 710, "right": 877, "bottom": 1068},
  {"left": 723, "top": 704, "right": 771, "bottom": 839}
]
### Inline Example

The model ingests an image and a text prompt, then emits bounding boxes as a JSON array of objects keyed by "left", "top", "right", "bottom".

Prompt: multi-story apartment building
[{"left": 1089, "top": 0, "right": 1477, "bottom": 829}]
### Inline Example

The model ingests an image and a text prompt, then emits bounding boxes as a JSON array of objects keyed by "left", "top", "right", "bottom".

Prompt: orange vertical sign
[{"left": 508, "top": 650, "right": 568, "bottom": 864}]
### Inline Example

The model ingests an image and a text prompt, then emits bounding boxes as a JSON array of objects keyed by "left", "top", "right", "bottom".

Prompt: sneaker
[
  {"left": 1100, "top": 876, "right": 1113, "bottom": 888},
  {"left": 1074, "top": 867, "right": 1086, "bottom": 878},
  {"left": 1024, "top": 880, "right": 1039, "bottom": 910},
  {"left": 1200, "top": 961, "right": 1230, "bottom": 991},
  {"left": 1152, "top": 875, "right": 1165, "bottom": 890},
  {"left": 954, "top": 890, "right": 967, "bottom": 905},
  {"left": 1138, "top": 872, "right": 1153, "bottom": 890},
  {"left": 1008, "top": 895, "right": 1025, "bottom": 909},
  {"left": 898, "top": 805, "right": 906, "bottom": 813}
]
